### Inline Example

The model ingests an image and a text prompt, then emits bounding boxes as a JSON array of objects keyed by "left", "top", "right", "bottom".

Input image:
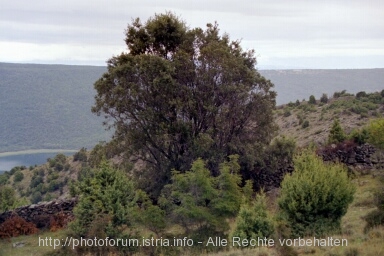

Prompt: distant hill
[
  {"left": 1, "top": 63, "right": 383, "bottom": 152},
  {"left": 0, "top": 63, "right": 109, "bottom": 152},
  {"left": 259, "top": 69, "right": 384, "bottom": 105}
]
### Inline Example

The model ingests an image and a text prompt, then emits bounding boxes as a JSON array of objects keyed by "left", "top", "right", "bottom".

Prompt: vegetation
[
  {"left": 328, "top": 119, "right": 347, "bottom": 144},
  {"left": 232, "top": 191, "right": 274, "bottom": 246},
  {"left": 92, "top": 12, "right": 276, "bottom": 199},
  {"left": 2, "top": 11, "right": 384, "bottom": 256},
  {"left": 278, "top": 150, "right": 355, "bottom": 237},
  {"left": 366, "top": 118, "right": 384, "bottom": 149}
]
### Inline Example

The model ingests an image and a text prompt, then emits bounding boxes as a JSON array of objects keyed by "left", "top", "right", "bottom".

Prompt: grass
[{"left": 2, "top": 170, "right": 382, "bottom": 256}]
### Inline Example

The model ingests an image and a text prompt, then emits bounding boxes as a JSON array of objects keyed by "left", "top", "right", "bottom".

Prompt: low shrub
[{"left": 0, "top": 216, "right": 38, "bottom": 239}]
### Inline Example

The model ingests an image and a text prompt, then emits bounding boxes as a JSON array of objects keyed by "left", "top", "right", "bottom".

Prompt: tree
[
  {"left": 309, "top": 95, "right": 316, "bottom": 104},
  {"left": 278, "top": 150, "right": 355, "bottom": 237},
  {"left": 328, "top": 119, "right": 346, "bottom": 144},
  {"left": 92, "top": 12, "right": 277, "bottom": 198},
  {"left": 320, "top": 93, "right": 328, "bottom": 103}
]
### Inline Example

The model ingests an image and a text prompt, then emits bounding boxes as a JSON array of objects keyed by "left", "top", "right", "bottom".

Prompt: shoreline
[{"left": 0, "top": 149, "right": 77, "bottom": 157}]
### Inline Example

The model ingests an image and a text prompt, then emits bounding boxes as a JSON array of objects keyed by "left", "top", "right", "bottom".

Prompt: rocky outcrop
[
  {"left": 317, "top": 143, "right": 377, "bottom": 168},
  {"left": 0, "top": 198, "right": 77, "bottom": 228},
  {"left": 253, "top": 143, "right": 380, "bottom": 191}
]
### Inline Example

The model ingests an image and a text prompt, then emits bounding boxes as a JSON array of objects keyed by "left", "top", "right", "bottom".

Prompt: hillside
[
  {"left": 275, "top": 90, "right": 384, "bottom": 147},
  {"left": 1, "top": 91, "right": 384, "bottom": 256},
  {"left": 0, "top": 63, "right": 109, "bottom": 152}
]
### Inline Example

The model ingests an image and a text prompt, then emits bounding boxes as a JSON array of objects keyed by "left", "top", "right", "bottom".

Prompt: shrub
[
  {"left": 13, "top": 171, "right": 24, "bottom": 183},
  {"left": 278, "top": 150, "right": 355, "bottom": 237},
  {"left": 320, "top": 93, "right": 328, "bottom": 103},
  {"left": 0, "top": 216, "right": 38, "bottom": 239},
  {"left": 30, "top": 175, "right": 43, "bottom": 189},
  {"left": 232, "top": 191, "right": 274, "bottom": 246},
  {"left": 328, "top": 119, "right": 346, "bottom": 144},
  {"left": 356, "top": 91, "right": 367, "bottom": 99},
  {"left": 301, "top": 120, "right": 309, "bottom": 128},
  {"left": 283, "top": 109, "right": 291, "bottom": 117},
  {"left": 366, "top": 118, "right": 384, "bottom": 149},
  {"left": 295, "top": 99, "right": 300, "bottom": 106},
  {"left": 73, "top": 147, "right": 88, "bottom": 162},
  {"left": 309, "top": 95, "right": 316, "bottom": 104},
  {"left": 31, "top": 191, "right": 42, "bottom": 204},
  {"left": 349, "top": 128, "right": 370, "bottom": 145},
  {"left": 0, "top": 186, "right": 17, "bottom": 212}
]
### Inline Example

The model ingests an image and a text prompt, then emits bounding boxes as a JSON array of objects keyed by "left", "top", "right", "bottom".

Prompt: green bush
[
  {"left": 367, "top": 118, "right": 384, "bottom": 149},
  {"left": 309, "top": 95, "right": 316, "bottom": 104},
  {"left": 278, "top": 150, "right": 355, "bottom": 237},
  {"left": 283, "top": 109, "right": 291, "bottom": 117},
  {"left": 73, "top": 147, "right": 88, "bottom": 162},
  {"left": 0, "top": 186, "right": 17, "bottom": 212},
  {"left": 320, "top": 93, "right": 328, "bottom": 103},
  {"left": 30, "top": 175, "right": 44, "bottom": 189},
  {"left": 232, "top": 191, "right": 274, "bottom": 246},
  {"left": 13, "top": 171, "right": 24, "bottom": 183},
  {"left": 356, "top": 91, "right": 367, "bottom": 99},
  {"left": 301, "top": 120, "right": 309, "bottom": 128},
  {"left": 349, "top": 128, "right": 370, "bottom": 145},
  {"left": 328, "top": 119, "right": 346, "bottom": 144},
  {"left": 31, "top": 191, "right": 42, "bottom": 204}
]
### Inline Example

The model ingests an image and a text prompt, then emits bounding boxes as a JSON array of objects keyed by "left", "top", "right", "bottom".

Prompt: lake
[{"left": 0, "top": 150, "right": 77, "bottom": 173}]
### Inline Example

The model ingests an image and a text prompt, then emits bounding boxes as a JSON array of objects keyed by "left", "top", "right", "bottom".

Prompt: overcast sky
[{"left": 1, "top": 0, "right": 383, "bottom": 69}]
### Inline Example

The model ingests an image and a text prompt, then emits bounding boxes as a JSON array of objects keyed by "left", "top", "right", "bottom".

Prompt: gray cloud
[{"left": 1, "top": 0, "right": 383, "bottom": 68}]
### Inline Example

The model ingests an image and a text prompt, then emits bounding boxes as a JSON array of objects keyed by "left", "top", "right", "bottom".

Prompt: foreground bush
[
  {"left": 278, "top": 150, "right": 355, "bottom": 237},
  {"left": 232, "top": 191, "right": 274, "bottom": 246}
]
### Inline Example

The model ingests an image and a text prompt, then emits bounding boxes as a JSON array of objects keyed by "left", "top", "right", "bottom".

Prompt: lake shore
[{"left": 0, "top": 149, "right": 77, "bottom": 157}]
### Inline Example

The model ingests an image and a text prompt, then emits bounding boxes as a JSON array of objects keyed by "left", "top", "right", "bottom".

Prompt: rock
[{"left": 13, "top": 241, "right": 26, "bottom": 248}]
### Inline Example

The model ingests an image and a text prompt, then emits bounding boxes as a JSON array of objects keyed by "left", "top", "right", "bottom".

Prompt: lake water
[{"left": 0, "top": 150, "right": 76, "bottom": 173}]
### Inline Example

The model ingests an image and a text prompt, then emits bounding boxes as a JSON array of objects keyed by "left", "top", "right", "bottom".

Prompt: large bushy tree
[{"left": 92, "top": 12, "right": 276, "bottom": 198}]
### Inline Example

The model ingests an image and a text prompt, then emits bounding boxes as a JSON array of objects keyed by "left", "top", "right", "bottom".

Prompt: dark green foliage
[
  {"left": 295, "top": 99, "right": 300, "bottom": 106},
  {"left": 0, "top": 186, "right": 16, "bottom": 212},
  {"left": 349, "top": 128, "right": 370, "bottom": 145},
  {"left": 356, "top": 91, "right": 367, "bottom": 99},
  {"left": 29, "top": 175, "right": 43, "bottom": 189},
  {"left": 31, "top": 191, "right": 42, "bottom": 204},
  {"left": 320, "top": 93, "right": 328, "bottom": 103},
  {"left": 309, "top": 95, "right": 316, "bottom": 104},
  {"left": 261, "top": 136, "right": 296, "bottom": 174},
  {"left": 278, "top": 150, "right": 355, "bottom": 237},
  {"left": 283, "top": 109, "right": 291, "bottom": 117},
  {"left": 381, "top": 89, "right": 384, "bottom": 97},
  {"left": 0, "top": 173, "right": 9, "bottom": 185},
  {"left": 13, "top": 171, "right": 24, "bottom": 183},
  {"left": 333, "top": 90, "right": 348, "bottom": 98},
  {"left": 328, "top": 119, "right": 346, "bottom": 144},
  {"left": 73, "top": 147, "right": 88, "bottom": 162},
  {"left": 301, "top": 120, "right": 309, "bottom": 128},
  {"left": 92, "top": 13, "right": 276, "bottom": 199},
  {"left": 159, "top": 156, "right": 243, "bottom": 235},
  {"left": 232, "top": 191, "right": 274, "bottom": 246}
]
